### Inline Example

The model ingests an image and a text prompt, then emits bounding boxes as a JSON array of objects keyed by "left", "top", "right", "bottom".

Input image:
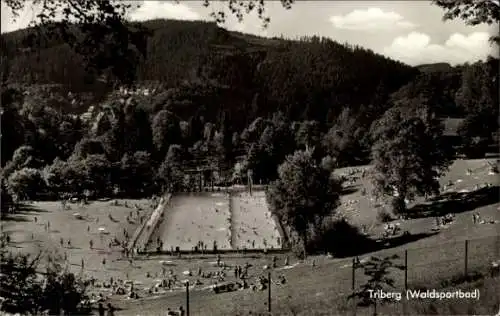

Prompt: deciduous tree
[
  {"left": 120, "top": 151, "right": 154, "bottom": 196},
  {"left": 370, "top": 107, "right": 451, "bottom": 215},
  {"left": 158, "top": 144, "right": 185, "bottom": 191},
  {"left": 1, "top": 179, "right": 15, "bottom": 217},
  {"left": 433, "top": 0, "right": 499, "bottom": 44},
  {"left": 323, "top": 108, "right": 367, "bottom": 167},
  {"left": 0, "top": 245, "right": 43, "bottom": 315},
  {"left": 81, "top": 154, "right": 112, "bottom": 197},
  {"left": 72, "top": 138, "right": 106, "bottom": 160},
  {"left": 151, "top": 110, "right": 182, "bottom": 160},
  {"left": 7, "top": 167, "right": 46, "bottom": 201},
  {"left": 266, "top": 148, "right": 342, "bottom": 256}
]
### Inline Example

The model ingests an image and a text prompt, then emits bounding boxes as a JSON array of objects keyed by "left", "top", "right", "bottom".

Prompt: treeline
[
  {"left": 1, "top": 20, "right": 496, "bottom": 122},
  {"left": 1, "top": 20, "right": 498, "bottom": 204}
]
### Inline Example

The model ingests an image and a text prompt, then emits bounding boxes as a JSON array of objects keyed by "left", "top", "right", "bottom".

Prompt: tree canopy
[
  {"left": 266, "top": 148, "right": 342, "bottom": 256},
  {"left": 433, "top": 0, "right": 500, "bottom": 44},
  {"left": 370, "top": 107, "right": 452, "bottom": 214}
]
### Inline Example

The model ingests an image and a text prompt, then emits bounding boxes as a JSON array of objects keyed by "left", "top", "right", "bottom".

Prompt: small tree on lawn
[
  {"left": 370, "top": 107, "right": 451, "bottom": 215},
  {"left": 348, "top": 255, "right": 405, "bottom": 316},
  {"left": 266, "top": 147, "right": 342, "bottom": 258},
  {"left": 7, "top": 167, "right": 46, "bottom": 201}
]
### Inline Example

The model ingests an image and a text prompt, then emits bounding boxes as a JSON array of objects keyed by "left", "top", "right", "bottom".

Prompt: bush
[
  {"left": 290, "top": 238, "right": 306, "bottom": 259},
  {"left": 490, "top": 165, "right": 499, "bottom": 174},
  {"left": 391, "top": 197, "right": 406, "bottom": 216},
  {"left": 308, "top": 218, "right": 374, "bottom": 257},
  {"left": 460, "top": 136, "right": 489, "bottom": 159},
  {"left": 377, "top": 209, "right": 393, "bottom": 223},
  {"left": 0, "top": 245, "right": 89, "bottom": 315}
]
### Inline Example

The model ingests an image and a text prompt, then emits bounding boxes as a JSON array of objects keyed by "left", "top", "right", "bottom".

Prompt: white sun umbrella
[
  {"left": 73, "top": 212, "right": 84, "bottom": 219},
  {"left": 159, "top": 260, "right": 175, "bottom": 266}
]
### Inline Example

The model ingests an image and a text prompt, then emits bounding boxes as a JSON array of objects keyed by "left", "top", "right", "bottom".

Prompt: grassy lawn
[
  {"left": 2, "top": 159, "right": 498, "bottom": 315},
  {"left": 2, "top": 199, "right": 156, "bottom": 291}
]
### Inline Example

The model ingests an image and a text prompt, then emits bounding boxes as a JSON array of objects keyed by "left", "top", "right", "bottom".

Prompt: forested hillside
[
  {"left": 1, "top": 19, "right": 498, "bottom": 199},
  {"left": 1, "top": 20, "right": 417, "bottom": 116}
]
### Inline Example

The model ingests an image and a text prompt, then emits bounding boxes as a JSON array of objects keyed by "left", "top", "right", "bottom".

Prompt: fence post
[
  {"left": 268, "top": 272, "right": 272, "bottom": 313},
  {"left": 351, "top": 257, "right": 355, "bottom": 291},
  {"left": 404, "top": 249, "right": 408, "bottom": 291},
  {"left": 464, "top": 239, "right": 469, "bottom": 278},
  {"left": 352, "top": 257, "right": 357, "bottom": 316},
  {"left": 267, "top": 272, "right": 271, "bottom": 314},
  {"left": 186, "top": 281, "right": 190, "bottom": 316}
]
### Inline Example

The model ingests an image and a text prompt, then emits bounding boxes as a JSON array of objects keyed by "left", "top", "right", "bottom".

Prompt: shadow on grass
[
  {"left": 8, "top": 239, "right": 28, "bottom": 245},
  {"left": 17, "top": 203, "right": 50, "bottom": 213},
  {"left": 376, "top": 231, "right": 440, "bottom": 249},
  {"left": 1, "top": 214, "right": 31, "bottom": 222},
  {"left": 341, "top": 186, "right": 359, "bottom": 195},
  {"left": 332, "top": 232, "right": 439, "bottom": 258},
  {"left": 406, "top": 186, "right": 499, "bottom": 219},
  {"left": 314, "top": 219, "right": 439, "bottom": 258},
  {"left": 66, "top": 246, "right": 82, "bottom": 250},
  {"left": 1, "top": 204, "right": 47, "bottom": 222},
  {"left": 7, "top": 244, "right": 24, "bottom": 249},
  {"left": 1, "top": 228, "right": 29, "bottom": 234}
]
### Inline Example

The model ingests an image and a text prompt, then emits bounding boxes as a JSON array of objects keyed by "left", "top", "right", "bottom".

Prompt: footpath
[{"left": 128, "top": 193, "right": 172, "bottom": 253}]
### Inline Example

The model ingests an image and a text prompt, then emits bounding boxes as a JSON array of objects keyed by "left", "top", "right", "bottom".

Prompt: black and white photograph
[{"left": 0, "top": 1, "right": 499, "bottom": 315}]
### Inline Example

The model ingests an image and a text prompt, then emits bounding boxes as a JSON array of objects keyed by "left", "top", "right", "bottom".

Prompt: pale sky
[{"left": 1, "top": 0, "right": 498, "bottom": 66}]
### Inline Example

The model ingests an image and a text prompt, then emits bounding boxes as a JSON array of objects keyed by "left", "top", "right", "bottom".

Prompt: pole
[
  {"left": 351, "top": 257, "right": 355, "bottom": 291},
  {"left": 268, "top": 272, "right": 271, "bottom": 313},
  {"left": 186, "top": 281, "right": 190, "bottom": 316},
  {"left": 352, "top": 257, "right": 357, "bottom": 316},
  {"left": 464, "top": 239, "right": 469, "bottom": 278},
  {"left": 200, "top": 170, "right": 204, "bottom": 192},
  {"left": 211, "top": 167, "right": 214, "bottom": 192},
  {"left": 403, "top": 249, "right": 408, "bottom": 316},
  {"left": 404, "top": 249, "right": 408, "bottom": 291}
]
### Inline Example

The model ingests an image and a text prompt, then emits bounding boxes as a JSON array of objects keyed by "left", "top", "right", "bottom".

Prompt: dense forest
[{"left": 1, "top": 19, "right": 498, "bottom": 201}]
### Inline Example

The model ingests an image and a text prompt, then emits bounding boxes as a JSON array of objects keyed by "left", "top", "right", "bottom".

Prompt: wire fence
[
  {"left": 173, "top": 235, "right": 499, "bottom": 316},
  {"left": 353, "top": 235, "right": 500, "bottom": 292}
]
